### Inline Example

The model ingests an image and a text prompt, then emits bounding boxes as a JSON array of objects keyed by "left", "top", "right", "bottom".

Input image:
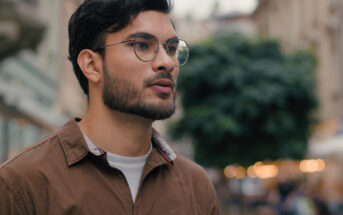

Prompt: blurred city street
[{"left": 2, "top": 0, "right": 343, "bottom": 214}]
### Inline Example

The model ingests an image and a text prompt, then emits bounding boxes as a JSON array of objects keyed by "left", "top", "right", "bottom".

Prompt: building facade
[
  {"left": 0, "top": 0, "right": 85, "bottom": 162},
  {"left": 253, "top": 0, "right": 343, "bottom": 121}
]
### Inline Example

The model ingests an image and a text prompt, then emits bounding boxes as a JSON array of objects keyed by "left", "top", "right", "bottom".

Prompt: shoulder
[
  {"left": 172, "top": 152, "right": 214, "bottom": 189},
  {"left": 0, "top": 132, "right": 61, "bottom": 186},
  {"left": 173, "top": 152, "right": 208, "bottom": 175},
  {"left": 171, "top": 152, "right": 220, "bottom": 214},
  {"left": 0, "top": 132, "right": 62, "bottom": 214},
  {"left": 173, "top": 152, "right": 207, "bottom": 176}
]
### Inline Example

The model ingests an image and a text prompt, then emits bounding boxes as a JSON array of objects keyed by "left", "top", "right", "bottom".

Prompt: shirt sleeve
[{"left": 0, "top": 176, "right": 24, "bottom": 215}]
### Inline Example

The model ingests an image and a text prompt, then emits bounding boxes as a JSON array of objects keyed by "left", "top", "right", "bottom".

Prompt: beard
[{"left": 102, "top": 65, "right": 176, "bottom": 120}]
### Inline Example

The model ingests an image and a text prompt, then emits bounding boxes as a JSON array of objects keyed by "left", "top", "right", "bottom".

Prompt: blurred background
[{"left": 1, "top": 0, "right": 343, "bottom": 214}]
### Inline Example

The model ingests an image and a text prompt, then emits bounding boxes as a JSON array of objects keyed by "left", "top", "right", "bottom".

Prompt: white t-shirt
[
  {"left": 82, "top": 133, "right": 152, "bottom": 202},
  {"left": 107, "top": 146, "right": 152, "bottom": 202}
]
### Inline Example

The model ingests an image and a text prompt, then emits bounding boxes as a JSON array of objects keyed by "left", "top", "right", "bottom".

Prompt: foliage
[{"left": 170, "top": 33, "right": 318, "bottom": 168}]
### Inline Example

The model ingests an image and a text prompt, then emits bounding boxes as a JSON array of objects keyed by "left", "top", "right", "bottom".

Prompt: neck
[{"left": 79, "top": 103, "right": 153, "bottom": 157}]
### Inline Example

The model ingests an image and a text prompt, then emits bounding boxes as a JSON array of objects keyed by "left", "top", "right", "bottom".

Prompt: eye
[
  {"left": 166, "top": 46, "right": 177, "bottom": 55},
  {"left": 134, "top": 41, "right": 150, "bottom": 51}
]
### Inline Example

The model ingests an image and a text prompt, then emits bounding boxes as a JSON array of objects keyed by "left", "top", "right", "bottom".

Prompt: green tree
[{"left": 170, "top": 33, "right": 318, "bottom": 168}]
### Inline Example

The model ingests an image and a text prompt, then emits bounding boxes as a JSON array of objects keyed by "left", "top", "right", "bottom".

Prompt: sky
[{"left": 172, "top": 0, "right": 258, "bottom": 19}]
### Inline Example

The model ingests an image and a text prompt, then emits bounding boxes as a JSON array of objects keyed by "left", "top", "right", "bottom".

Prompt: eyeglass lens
[{"left": 133, "top": 37, "right": 189, "bottom": 66}]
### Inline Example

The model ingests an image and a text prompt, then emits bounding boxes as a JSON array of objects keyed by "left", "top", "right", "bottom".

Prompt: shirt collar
[
  {"left": 58, "top": 118, "right": 176, "bottom": 167},
  {"left": 82, "top": 132, "right": 105, "bottom": 156},
  {"left": 58, "top": 118, "right": 89, "bottom": 166},
  {"left": 151, "top": 129, "right": 176, "bottom": 162}
]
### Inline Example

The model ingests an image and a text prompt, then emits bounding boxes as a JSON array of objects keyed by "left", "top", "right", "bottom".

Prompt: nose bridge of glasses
[
  {"left": 147, "top": 42, "right": 176, "bottom": 67},
  {"left": 159, "top": 42, "right": 179, "bottom": 62},
  {"left": 156, "top": 42, "right": 172, "bottom": 59},
  {"left": 159, "top": 42, "right": 168, "bottom": 54}
]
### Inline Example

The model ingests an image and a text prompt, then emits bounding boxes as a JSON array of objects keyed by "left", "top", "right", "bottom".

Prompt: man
[{"left": 0, "top": 0, "right": 219, "bottom": 214}]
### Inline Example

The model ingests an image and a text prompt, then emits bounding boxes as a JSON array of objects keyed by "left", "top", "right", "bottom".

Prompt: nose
[{"left": 151, "top": 43, "right": 175, "bottom": 73}]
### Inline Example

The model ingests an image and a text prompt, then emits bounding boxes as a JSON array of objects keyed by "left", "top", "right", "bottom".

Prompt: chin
[
  {"left": 141, "top": 100, "right": 176, "bottom": 120},
  {"left": 148, "top": 97, "right": 175, "bottom": 107}
]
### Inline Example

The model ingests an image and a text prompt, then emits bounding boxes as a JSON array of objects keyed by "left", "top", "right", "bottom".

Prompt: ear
[{"left": 77, "top": 49, "right": 103, "bottom": 84}]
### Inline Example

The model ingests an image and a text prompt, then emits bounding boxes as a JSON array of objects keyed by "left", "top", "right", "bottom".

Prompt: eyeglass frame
[{"left": 93, "top": 35, "right": 190, "bottom": 67}]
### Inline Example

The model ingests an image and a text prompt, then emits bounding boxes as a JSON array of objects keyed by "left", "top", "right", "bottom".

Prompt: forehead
[{"left": 106, "top": 10, "right": 176, "bottom": 42}]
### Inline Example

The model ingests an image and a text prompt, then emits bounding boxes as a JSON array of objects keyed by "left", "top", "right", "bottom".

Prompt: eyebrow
[{"left": 126, "top": 32, "right": 179, "bottom": 42}]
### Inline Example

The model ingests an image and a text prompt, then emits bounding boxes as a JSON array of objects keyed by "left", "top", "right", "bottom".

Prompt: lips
[{"left": 148, "top": 79, "right": 174, "bottom": 94}]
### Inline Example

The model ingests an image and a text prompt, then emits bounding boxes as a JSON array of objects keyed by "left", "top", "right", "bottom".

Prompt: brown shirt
[{"left": 0, "top": 119, "right": 219, "bottom": 215}]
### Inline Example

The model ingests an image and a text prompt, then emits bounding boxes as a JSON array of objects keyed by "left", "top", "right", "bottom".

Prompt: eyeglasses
[{"left": 95, "top": 36, "right": 189, "bottom": 67}]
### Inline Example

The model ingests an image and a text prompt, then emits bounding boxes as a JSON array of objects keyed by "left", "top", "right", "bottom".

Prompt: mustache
[{"left": 144, "top": 72, "right": 176, "bottom": 88}]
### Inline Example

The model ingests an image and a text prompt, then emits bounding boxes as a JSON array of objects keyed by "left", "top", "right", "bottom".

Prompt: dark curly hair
[{"left": 68, "top": 0, "right": 173, "bottom": 95}]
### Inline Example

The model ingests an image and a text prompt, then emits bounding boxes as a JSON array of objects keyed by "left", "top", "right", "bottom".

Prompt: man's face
[{"left": 101, "top": 11, "right": 179, "bottom": 120}]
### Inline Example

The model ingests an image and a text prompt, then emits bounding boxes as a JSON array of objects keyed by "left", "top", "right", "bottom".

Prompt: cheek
[
  {"left": 105, "top": 47, "right": 141, "bottom": 71},
  {"left": 105, "top": 55, "right": 148, "bottom": 84}
]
